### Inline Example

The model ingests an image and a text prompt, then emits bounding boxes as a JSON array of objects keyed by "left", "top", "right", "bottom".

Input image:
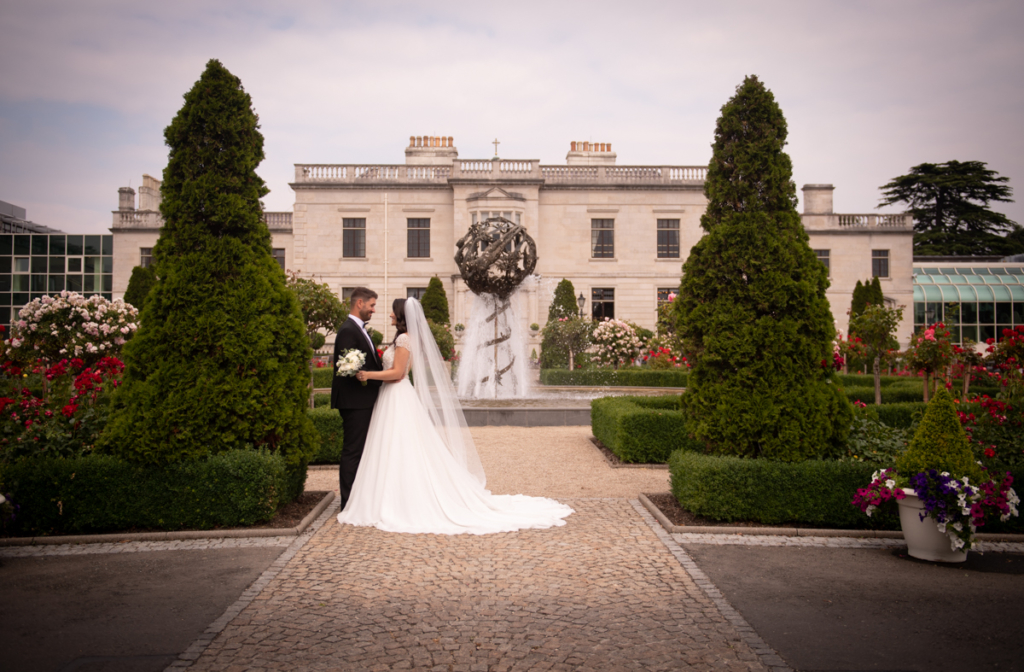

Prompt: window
[
  {"left": 407, "top": 219, "right": 430, "bottom": 258},
  {"left": 592, "top": 288, "right": 614, "bottom": 320},
  {"left": 591, "top": 219, "right": 614, "bottom": 258},
  {"left": 473, "top": 211, "right": 521, "bottom": 225},
  {"left": 272, "top": 248, "right": 285, "bottom": 270},
  {"left": 14, "top": 257, "right": 29, "bottom": 274},
  {"left": 872, "top": 250, "right": 889, "bottom": 278},
  {"left": 407, "top": 287, "right": 428, "bottom": 300},
  {"left": 343, "top": 218, "right": 366, "bottom": 258},
  {"left": 657, "top": 219, "right": 680, "bottom": 258},
  {"left": 341, "top": 287, "right": 357, "bottom": 302},
  {"left": 140, "top": 248, "right": 153, "bottom": 268},
  {"left": 657, "top": 288, "right": 677, "bottom": 304},
  {"left": 814, "top": 249, "right": 830, "bottom": 273}
]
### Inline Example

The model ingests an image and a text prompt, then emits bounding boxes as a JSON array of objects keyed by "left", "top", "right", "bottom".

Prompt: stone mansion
[{"left": 111, "top": 136, "right": 915, "bottom": 346}]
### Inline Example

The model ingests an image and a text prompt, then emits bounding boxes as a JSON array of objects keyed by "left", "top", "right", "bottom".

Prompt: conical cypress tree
[
  {"left": 420, "top": 276, "right": 450, "bottom": 325},
  {"left": 869, "top": 276, "right": 885, "bottom": 307},
  {"left": 547, "top": 279, "right": 579, "bottom": 322},
  {"left": 850, "top": 280, "right": 867, "bottom": 317},
  {"left": 123, "top": 265, "right": 157, "bottom": 312},
  {"left": 674, "top": 75, "right": 852, "bottom": 461},
  {"left": 100, "top": 60, "right": 316, "bottom": 498}
]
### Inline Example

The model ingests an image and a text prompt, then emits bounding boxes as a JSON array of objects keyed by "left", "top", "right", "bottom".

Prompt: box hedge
[
  {"left": 308, "top": 406, "right": 344, "bottom": 463},
  {"left": 312, "top": 367, "right": 333, "bottom": 389},
  {"left": 669, "top": 450, "right": 900, "bottom": 529},
  {"left": 591, "top": 395, "right": 695, "bottom": 463},
  {"left": 542, "top": 368, "right": 688, "bottom": 388},
  {"left": 3, "top": 450, "right": 289, "bottom": 536}
]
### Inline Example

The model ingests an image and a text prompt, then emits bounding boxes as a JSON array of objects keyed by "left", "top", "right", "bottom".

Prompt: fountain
[{"left": 455, "top": 216, "right": 537, "bottom": 399}]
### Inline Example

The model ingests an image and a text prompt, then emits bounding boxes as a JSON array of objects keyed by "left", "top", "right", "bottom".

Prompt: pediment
[{"left": 466, "top": 187, "right": 525, "bottom": 202}]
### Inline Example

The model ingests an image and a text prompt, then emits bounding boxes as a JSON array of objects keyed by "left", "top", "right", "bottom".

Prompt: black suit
[{"left": 331, "top": 317, "right": 383, "bottom": 506}]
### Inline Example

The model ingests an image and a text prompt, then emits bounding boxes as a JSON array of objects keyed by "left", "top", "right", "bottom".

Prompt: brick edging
[
  {"left": 0, "top": 491, "right": 335, "bottom": 547},
  {"left": 637, "top": 493, "right": 1024, "bottom": 542}
]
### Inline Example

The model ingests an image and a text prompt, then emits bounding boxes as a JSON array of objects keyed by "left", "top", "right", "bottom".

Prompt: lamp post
[{"left": 577, "top": 292, "right": 586, "bottom": 319}]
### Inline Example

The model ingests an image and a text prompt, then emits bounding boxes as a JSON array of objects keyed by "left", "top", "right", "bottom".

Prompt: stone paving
[
  {"left": 0, "top": 536, "right": 293, "bottom": 558},
  {"left": 179, "top": 498, "right": 776, "bottom": 672}
]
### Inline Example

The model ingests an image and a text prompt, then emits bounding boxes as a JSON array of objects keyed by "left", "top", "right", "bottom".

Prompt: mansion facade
[{"left": 111, "top": 137, "right": 915, "bottom": 346}]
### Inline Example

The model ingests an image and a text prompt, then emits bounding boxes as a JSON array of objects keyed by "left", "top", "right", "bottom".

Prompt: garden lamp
[{"left": 577, "top": 292, "right": 586, "bottom": 318}]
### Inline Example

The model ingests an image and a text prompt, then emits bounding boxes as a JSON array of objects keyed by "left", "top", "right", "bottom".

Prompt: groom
[{"left": 331, "top": 287, "right": 384, "bottom": 508}]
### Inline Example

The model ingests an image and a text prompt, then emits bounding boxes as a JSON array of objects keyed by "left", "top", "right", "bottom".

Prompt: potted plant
[
  {"left": 529, "top": 322, "right": 540, "bottom": 334},
  {"left": 453, "top": 323, "right": 465, "bottom": 334},
  {"left": 853, "top": 388, "right": 1018, "bottom": 562}
]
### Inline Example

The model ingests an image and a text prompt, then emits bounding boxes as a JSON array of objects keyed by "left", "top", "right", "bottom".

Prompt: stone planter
[{"left": 897, "top": 489, "right": 967, "bottom": 563}]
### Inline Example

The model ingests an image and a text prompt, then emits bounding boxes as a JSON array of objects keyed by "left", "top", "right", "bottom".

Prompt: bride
[{"left": 338, "top": 297, "right": 574, "bottom": 535}]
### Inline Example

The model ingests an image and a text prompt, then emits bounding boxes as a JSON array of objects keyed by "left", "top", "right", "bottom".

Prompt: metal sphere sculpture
[{"left": 455, "top": 217, "right": 538, "bottom": 300}]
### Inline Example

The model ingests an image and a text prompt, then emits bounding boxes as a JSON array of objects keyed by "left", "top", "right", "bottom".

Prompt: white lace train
[{"left": 336, "top": 376, "right": 574, "bottom": 535}]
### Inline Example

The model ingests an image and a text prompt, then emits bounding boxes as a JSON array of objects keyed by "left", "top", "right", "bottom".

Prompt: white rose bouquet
[{"left": 336, "top": 348, "right": 368, "bottom": 386}]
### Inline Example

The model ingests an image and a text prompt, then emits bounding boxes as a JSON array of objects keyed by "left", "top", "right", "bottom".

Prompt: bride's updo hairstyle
[{"left": 390, "top": 298, "right": 408, "bottom": 346}]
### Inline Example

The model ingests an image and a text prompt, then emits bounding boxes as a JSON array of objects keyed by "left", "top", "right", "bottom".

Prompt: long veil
[{"left": 404, "top": 298, "right": 487, "bottom": 487}]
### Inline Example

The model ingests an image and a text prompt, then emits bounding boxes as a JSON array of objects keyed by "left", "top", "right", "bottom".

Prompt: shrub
[
  {"left": 591, "top": 395, "right": 694, "bottom": 463},
  {"left": 420, "top": 276, "right": 450, "bottom": 325},
  {"left": 124, "top": 265, "right": 157, "bottom": 313},
  {"left": 873, "top": 402, "right": 928, "bottom": 429},
  {"left": 98, "top": 60, "right": 317, "bottom": 499},
  {"left": 428, "top": 319, "right": 455, "bottom": 361},
  {"left": 591, "top": 318, "right": 644, "bottom": 368},
  {"left": 5, "top": 292, "right": 138, "bottom": 365},
  {"left": 285, "top": 271, "right": 348, "bottom": 349},
  {"left": 895, "top": 387, "right": 986, "bottom": 483},
  {"left": 308, "top": 406, "right": 344, "bottom": 463},
  {"left": 674, "top": 76, "right": 849, "bottom": 461},
  {"left": 540, "top": 318, "right": 593, "bottom": 370},
  {"left": 541, "top": 368, "right": 688, "bottom": 387},
  {"left": 669, "top": 450, "right": 899, "bottom": 529},
  {"left": 3, "top": 450, "right": 288, "bottom": 536},
  {"left": 312, "top": 366, "right": 333, "bottom": 389},
  {"left": 547, "top": 279, "right": 579, "bottom": 322}
]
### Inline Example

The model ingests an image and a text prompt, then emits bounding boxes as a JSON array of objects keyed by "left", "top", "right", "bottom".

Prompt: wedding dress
[{"left": 337, "top": 299, "right": 573, "bottom": 535}]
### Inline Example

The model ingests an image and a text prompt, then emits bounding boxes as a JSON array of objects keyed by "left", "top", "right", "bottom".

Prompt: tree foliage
[
  {"left": 420, "top": 276, "right": 450, "bottom": 325},
  {"left": 848, "top": 303, "right": 903, "bottom": 405},
  {"left": 878, "top": 160, "right": 1020, "bottom": 256},
  {"left": 285, "top": 271, "right": 348, "bottom": 350},
  {"left": 547, "top": 279, "right": 579, "bottom": 323},
  {"left": 124, "top": 265, "right": 157, "bottom": 312},
  {"left": 674, "top": 75, "right": 852, "bottom": 461},
  {"left": 850, "top": 277, "right": 884, "bottom": 319},
  {"left": 99, "top": 60, "right": 316, "bottom": 499}
]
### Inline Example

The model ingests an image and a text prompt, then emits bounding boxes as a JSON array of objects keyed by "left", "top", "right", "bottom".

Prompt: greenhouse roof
[{"left": 913, "top": 267, "right": 1024, "bottom": 302}]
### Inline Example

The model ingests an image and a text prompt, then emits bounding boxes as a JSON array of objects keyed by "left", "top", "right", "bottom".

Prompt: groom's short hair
[{"left": 349, "top": 287, "right": 377, "bottom": 304}]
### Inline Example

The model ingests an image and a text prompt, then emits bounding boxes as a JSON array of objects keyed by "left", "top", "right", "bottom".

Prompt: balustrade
[
  {"left": 292, "top": 162, "right": 708, "bottom": 186},
  {"left": 834, "top": 214, "right": 913, "bottom": 229}
]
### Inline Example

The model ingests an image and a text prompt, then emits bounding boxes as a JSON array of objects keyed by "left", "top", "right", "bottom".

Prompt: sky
[{"left": 2, "top": 0, "right": 1023, "bottom": 235}]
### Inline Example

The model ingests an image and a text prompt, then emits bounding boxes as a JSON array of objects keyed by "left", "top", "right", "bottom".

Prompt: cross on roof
[{"left": 492, "top": 138, "right": 500, "bottom": 157}]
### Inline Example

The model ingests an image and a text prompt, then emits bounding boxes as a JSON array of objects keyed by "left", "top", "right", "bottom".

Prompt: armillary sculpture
[{"left": 454, "top": 217, "right": 538, "bottom": 396}]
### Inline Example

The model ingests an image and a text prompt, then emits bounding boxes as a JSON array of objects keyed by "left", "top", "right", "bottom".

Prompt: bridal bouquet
[{"left": 336, "top": 349, "right": 367, "bottom": 386}]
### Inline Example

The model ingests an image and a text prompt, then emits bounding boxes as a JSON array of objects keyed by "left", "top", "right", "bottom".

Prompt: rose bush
[
  {"left": 591, "top": 318, "right": 643, "bottom": 369},
  {"left": 5, "top": 292, "right": 138, "bottom": 366},
  {"left": 903, "top": 322, "right": 955, "bottom": 401}
]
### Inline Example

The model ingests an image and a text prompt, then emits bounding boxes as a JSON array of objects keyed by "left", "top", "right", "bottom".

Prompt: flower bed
[
  {"left": 541, "top": 368, "right": 688, "bottom": 387},
  {"left": 2, "top": 449, "right": 288, "bottom": 536},
  {"left": 591, "top": 395, "right": 692, "bottom": 463}
]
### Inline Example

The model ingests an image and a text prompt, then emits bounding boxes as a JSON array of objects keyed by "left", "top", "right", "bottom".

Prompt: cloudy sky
[{"left": 2, "top": 0, "right": 1022, "bottom": 234}]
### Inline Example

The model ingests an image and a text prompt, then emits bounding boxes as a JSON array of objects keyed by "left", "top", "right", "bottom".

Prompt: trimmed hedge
[
  {"left": 314, "top": 392, "right": 330, "bottom": 408},
  {"left": 591, "top": 395, "right": 694, "bottom": 463},
  {"left": 669, "top": 450, "right": 900, "bottom": 529},
  {"left": 313, "top": 366, "right": 333, "bottom": 389},
  {"left": 842, "top": 384, "right": 925, "bottom": 405},
  {"left": 542, "top": 368, "right": 688, "bottom": 387},
  {"left": 3, "top": 450, "right": 288, "bottom": 536},
  {"left": 309, "top": 406, "right": 344, "bottom": 464},
  {"left": 872, "top": 402, "right": 927, "bottom": 429}
]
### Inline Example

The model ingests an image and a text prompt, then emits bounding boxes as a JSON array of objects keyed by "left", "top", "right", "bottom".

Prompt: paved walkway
[{"left": 176, "top": 427, "right": 781, "bottom": 671}]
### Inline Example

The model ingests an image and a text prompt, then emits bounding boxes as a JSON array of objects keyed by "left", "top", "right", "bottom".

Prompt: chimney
[
  {"left": 801, "top": 184, "right": 834, "bottom": 214},
  {"left": 118, "top": 186, "right": 136, "bottom": 212}
]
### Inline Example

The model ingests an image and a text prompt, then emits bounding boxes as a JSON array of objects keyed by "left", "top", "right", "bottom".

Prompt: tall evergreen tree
[
  {"left": 420, "top": 276, "right": 450, "bottom": 325},
  {"left": 868, "top": 276, "right": 885, "bottom": 307},
  {"left": 100, "top": 60, "right": 316, "bottom": 499},
  {"left": 879, "top": 161, "right": 1020, "bottom": 255},
  {"left": 674, "top": 75, "right": 851, "bottom": 461},
  {"left": 123, "top": 265, "right": 157, "bottom": 312},
  {"left": 547, "top": 279, "right": 579, "bottom": 322},
  {"left": 850, "top": 280, "right": 867, "bottom": 318}
]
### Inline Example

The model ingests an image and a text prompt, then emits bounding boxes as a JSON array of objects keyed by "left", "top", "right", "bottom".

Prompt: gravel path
[{"left": 304, "top": 426, "right": 670, "bottom": 499}]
